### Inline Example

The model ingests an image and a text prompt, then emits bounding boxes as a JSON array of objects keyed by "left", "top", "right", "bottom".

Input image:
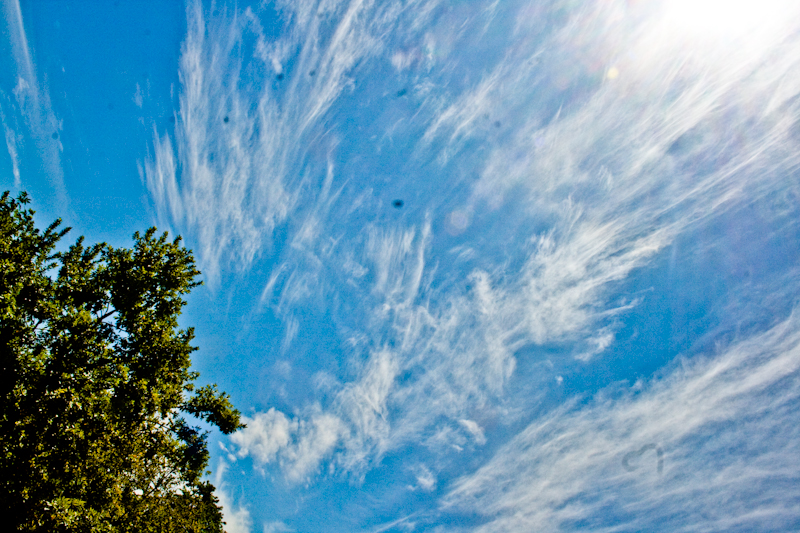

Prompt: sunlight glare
[{"left": 662, "top": 0, "right": 794, "bottom": 40}]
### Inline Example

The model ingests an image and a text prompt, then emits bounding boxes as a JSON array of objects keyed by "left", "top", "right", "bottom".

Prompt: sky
[{"left": 3, "top": 0, "right": 800, "bottom": 531}]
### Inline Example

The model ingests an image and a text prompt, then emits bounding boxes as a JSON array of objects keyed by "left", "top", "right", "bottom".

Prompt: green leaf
[{"left": 0, "top": 191, "right": 237, "bottom": 532}]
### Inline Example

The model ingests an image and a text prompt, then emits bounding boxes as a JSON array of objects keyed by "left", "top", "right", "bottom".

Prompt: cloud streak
[
  {"left": 444, "top": 312, "right": 800, "bottom": 531},
  {"left": 146, "top": 0, "right": 800, "bottom": 529},
  {"left": 145, "top": 0, "right": 417, "bottom": 282},
  {"left": 0, "top": 0, "right": 64, "bottom": 194},
  {"left": 213, "top": 460, "right": 254, "bottom": 533},
  {"left": 212, "top": 0, "right": 800, "bottom": 470}
]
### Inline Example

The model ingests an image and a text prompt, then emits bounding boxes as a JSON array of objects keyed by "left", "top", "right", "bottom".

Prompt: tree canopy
[{"left": 0, "top": 191, "right": 244, "bottom": 532}]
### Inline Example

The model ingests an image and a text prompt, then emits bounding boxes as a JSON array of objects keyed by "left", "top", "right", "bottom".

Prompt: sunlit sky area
[{"left": 4, "top": 0, "right": 800, "bottom": 531}]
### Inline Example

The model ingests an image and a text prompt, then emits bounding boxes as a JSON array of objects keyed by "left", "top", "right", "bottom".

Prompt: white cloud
[
  {"left": 458, "top": 419, "right": 487, "bottom": 446},
  {"left": 230, "top": 347, "right": 398, "bottom": 481},
  {"left": 0, "top": 0, "right": 64, "bottom": 194},
  {"left": 216, "top": 489, "right": 253, "bottom": 533},
  {"left": 144, "top": 0, "right": 409, "bottom": 283},
  {"left": 282, "top": 412, "right": 346, "bottom": 482},
  {"left": 143, "top": 128, "right": 182, "bottom": 225},
  {"left": 336, "top": 348, "right": 399, "bottom": 472},
  {"left": 232, "top": 408, "right": 296, "bottom": 465},
  {"left": 1, "top": 115, "right": 20, "bottom": 187},
  {"left": 263, "top": 521, "right": 293, "bottom": 533},
  {"left": 412, "top": 464, "right": 436, "bottom": 492},
  {"left": 443, "top": 313, "right": 800, "bottom": 531},
  {"left": 365, "top": 222, "right": 430, "bottom": 305},
  {"left": 168, "top": 0, "right": 800, "bottom": 507},
  {"left": 214, "top": 460, "right": 253, "bottom": 533},
  {"left": 231, "top": 406, "right": 345, "bottom": 483},
  {"left": 133, "top": 83, "right": 143, "bottom": 108}
]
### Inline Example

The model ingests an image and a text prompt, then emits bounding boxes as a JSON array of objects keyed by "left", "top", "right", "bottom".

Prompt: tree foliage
[{"left": 0, "top": 191, "right": 244, "bottom": 532}]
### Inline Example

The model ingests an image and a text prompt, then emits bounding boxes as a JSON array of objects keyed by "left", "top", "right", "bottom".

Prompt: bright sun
[{"left": 662, "top": 0, "right": 794, "bottom": 40}]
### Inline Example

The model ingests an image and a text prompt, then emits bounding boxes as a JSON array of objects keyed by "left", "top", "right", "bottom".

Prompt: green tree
[{"left": 0, "top": 191, "right": 244, "bottom": 532}]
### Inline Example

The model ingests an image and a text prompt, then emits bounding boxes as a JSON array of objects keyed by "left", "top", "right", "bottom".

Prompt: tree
[{"left": 0, "top": 191, "right": 244, "bottom": 532}]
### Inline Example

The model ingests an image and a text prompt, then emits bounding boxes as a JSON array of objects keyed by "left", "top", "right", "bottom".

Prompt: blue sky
[{"left": 4, "top": 0, "right": 800, "bottom": 531}]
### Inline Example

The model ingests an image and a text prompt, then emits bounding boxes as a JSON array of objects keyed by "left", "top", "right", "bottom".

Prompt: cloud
[
  {"left": 282, "top": 411, "right": 347, "bottom": 482},
  {"left": 336, "top": 347, "right": 400, "bottom": 473},
  {"left": 412, "top": 464, "right": 436, "bottom": 492},
  {"left": 231, "top": 344, "right": 397, "bottom": 481},
  {"left": 143, "top": 128, "right": 182, "bottom": 225},
  {"left": 1, "top": 110, "right": 20, "bottom": 187},
  {"left": 216, "top": 489, "right": 253, "bottom": 533},
  {"left": 144, "top": 0, "right": 408, "bottom": 283},
  {"left": 443, "top": 313, "right": 800, "bottom": 531},
  {"left": 213, "top": 460, "right": 253, "bottom": 533},
  {"left": 232, "top": 406, "right": 346, "bottom": 483},
  {"left": 160, "top": 0, "right": 800, "bottom": 518},
  {"left": 231, "top": 408, "right": 296, "bottom": 466},
  {"left": 458, "top": 419, "right": 486, "bottom": 446},
  {"left": 263, "top": 521, "right": 293, "bottom": 533},
  {"left": 0, "top": 0, "right": 64, "bottom": 194}
]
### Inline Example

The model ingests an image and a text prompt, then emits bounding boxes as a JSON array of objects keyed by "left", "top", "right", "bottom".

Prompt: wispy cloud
[
  {"left": 149, "top": 0, "right": 800, "bottom": 528},
  {"left": 443, "top": 312, "right": 800, "bottom": 531},
  {"left": 214, "top": 460, "right": 254, "bottom": 533},
  {"left": 144, "top": 0, "right": 417, "bottom": 282},
  {"left": 263, "top": 521, "right": 293, "bottom": 533},
  {"left": 0, "top": 105, "right": 21, "bottom": 187},
  {"left": 0, "top": 0, "right": 64, "bottom": 194}
]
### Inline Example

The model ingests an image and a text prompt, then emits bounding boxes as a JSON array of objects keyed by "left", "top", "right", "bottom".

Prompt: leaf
[{"left": 0, "top": 191, "right": 234, "bottom": 532}]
